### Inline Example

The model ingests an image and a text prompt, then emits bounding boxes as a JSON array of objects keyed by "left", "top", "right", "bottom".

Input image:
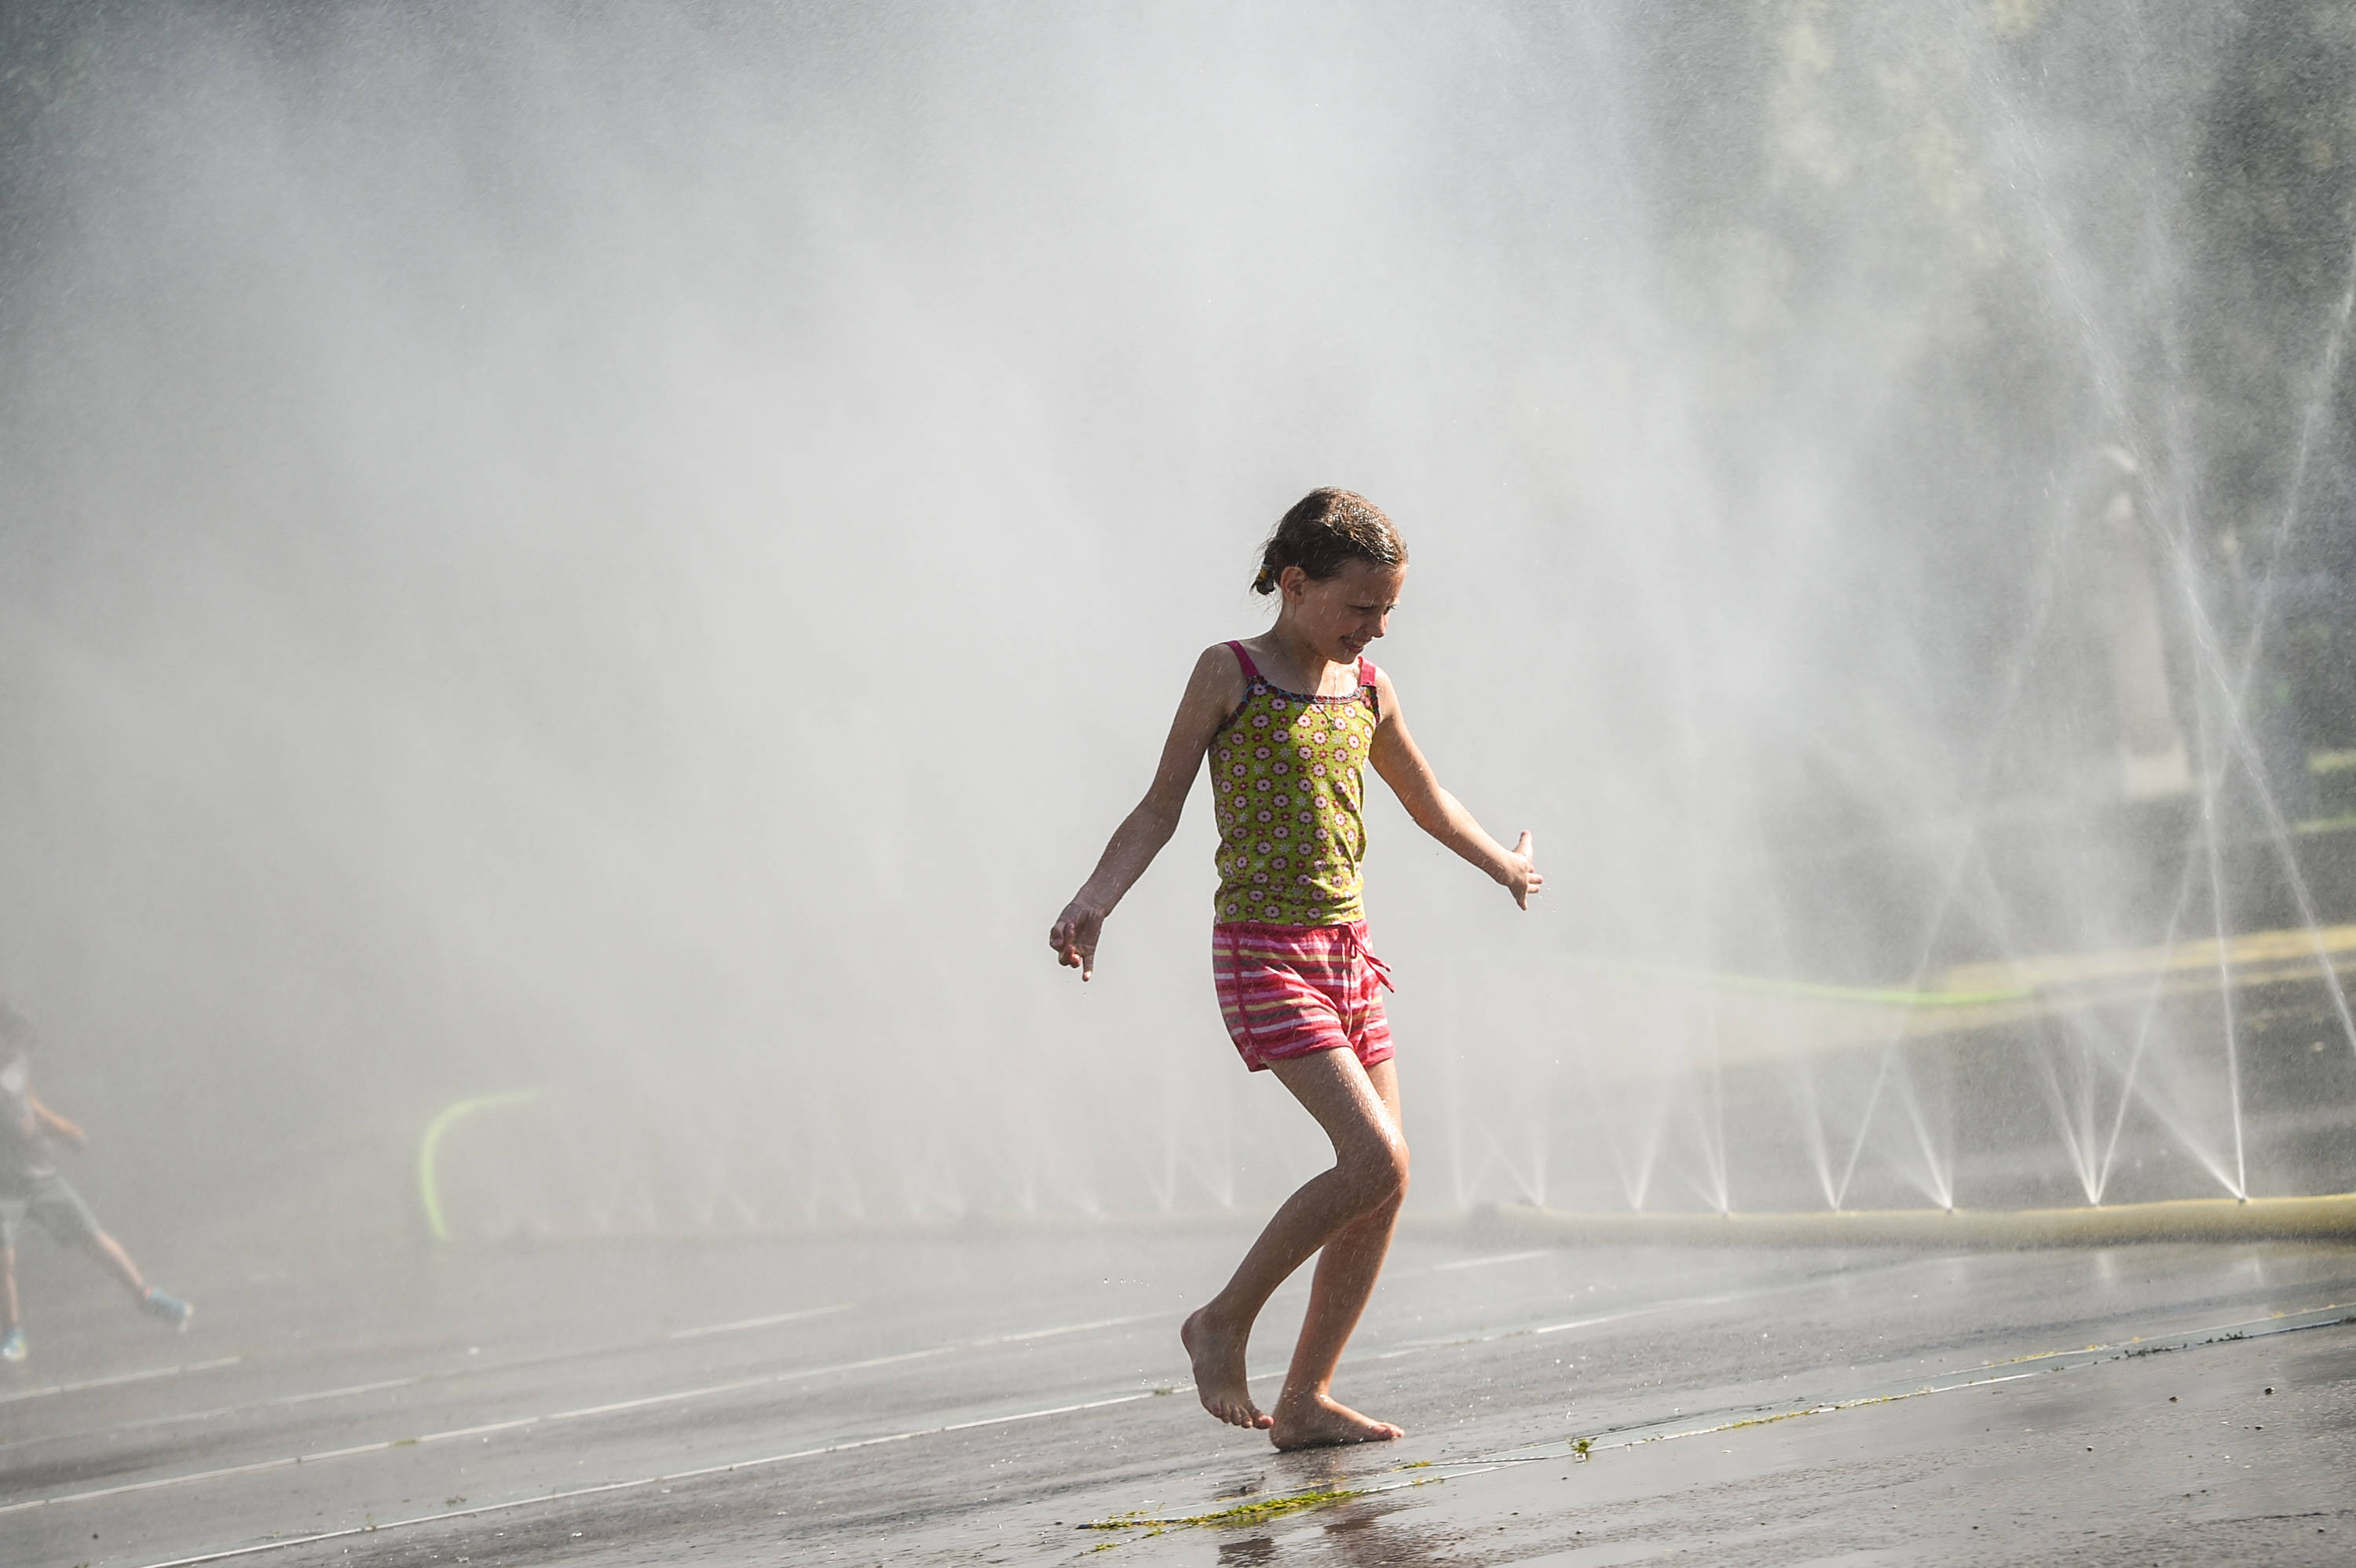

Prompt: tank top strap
[
  {"left": 1226, "top": 640, "right": 1264, "bottom": 685},
  {"left": 1358, "top": 656, "right": 1381, "bottom": 722}
]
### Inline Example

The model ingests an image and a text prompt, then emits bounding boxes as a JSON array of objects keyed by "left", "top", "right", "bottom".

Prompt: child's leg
[
  {"left": 81, "top": 1230, "right": 148, "bottom": 1298},
  {"left": 1269, "top": 1058, "right": 1404, "bottom": 1448},
  {"left": 1182, "top": 1049, "right": 1407, "bottom": 1432}
]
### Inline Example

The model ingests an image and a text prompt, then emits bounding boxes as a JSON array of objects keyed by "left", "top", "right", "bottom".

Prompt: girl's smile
[{"left": 1285, "top": 561, "right": 1404, "bottom": 675}]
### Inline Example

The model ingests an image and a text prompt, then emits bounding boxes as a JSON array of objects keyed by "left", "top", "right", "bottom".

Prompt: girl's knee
[
  {"left": 1342, "top": 1135, "right": 1410, "bottom": 1207},
  {"left": 1381, "top": 1137, "right": 1410, "bottom": 1197}
]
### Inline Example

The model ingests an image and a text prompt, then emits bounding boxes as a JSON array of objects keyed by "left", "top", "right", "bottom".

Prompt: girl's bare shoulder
[
  {"left": 1191, "top": 640, "right": 1253, "bottom": 689},
  {"left": 1163, "top": 642, "right": 1244, "bottom": 727}
]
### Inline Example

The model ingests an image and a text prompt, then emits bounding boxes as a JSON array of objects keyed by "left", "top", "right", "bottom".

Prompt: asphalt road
[{"left": 2, "top": 1223, "right": 2352, "bottom": 1566}]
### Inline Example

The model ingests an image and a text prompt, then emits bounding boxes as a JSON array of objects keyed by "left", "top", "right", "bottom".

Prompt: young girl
[{"left": 1049, "top": 488, "right": 1541, "bottom": 1449}]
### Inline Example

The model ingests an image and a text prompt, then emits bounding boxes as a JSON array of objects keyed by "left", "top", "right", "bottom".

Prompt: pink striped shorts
[{"left": 1212, "top": 920, "right": 1396, "bottom": 1073}]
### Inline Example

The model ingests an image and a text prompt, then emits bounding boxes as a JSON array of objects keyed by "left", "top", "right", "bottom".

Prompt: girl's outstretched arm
[
  {"left": 1366, "top": 669, "right": 1543, "bottom": 908},
  {"left": 1050, "top": 645, "right": 1246, "bottom": 978}
]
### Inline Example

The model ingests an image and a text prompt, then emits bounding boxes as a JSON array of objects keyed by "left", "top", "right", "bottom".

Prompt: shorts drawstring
[{"left": 1343, "top": 923, "right": 1395, "bottom": 996}]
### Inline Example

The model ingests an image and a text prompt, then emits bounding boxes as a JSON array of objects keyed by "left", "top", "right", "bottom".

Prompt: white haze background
[{"left": 0, "top": 2, "right": 2273, "bottom": 1247}]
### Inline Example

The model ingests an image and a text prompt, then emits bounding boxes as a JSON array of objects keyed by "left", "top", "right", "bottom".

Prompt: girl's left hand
[
  {"left": 1049, "top": 901, "right": 1105, "bottom": 980},
  {"left": 1498, "top": 830, "right": 1543, "bottom": 909}
]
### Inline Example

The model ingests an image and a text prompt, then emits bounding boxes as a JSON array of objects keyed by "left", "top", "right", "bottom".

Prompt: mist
[{"left": 2, "top": 1, "right": 2351, "bottom": 1260}]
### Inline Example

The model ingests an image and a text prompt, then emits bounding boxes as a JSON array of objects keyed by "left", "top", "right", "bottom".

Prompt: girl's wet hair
[{"left": 1251, "top": 488, "right": 1407, "bottom": 595}]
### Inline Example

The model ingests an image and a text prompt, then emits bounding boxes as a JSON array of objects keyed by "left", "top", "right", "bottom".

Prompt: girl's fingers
[
  {"left": 1512, "top": 846, "right": 1543, "bottom": 910},
  {"left": 1049, "top": 915, "right": 1097, "bottom": 976}
]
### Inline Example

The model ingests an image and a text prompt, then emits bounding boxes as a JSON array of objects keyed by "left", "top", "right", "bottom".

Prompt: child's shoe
[
  {"left": 0, "top": 1329, "right": 23, "bottom": 1364},
  {"left": 140, "top": 1288, "right": 194, "bottom": 1332}
]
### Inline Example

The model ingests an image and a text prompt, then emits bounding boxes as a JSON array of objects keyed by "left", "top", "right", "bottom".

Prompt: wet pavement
[{"left": 2, "top": 1224, "right": 2352, "bottom": 1566}]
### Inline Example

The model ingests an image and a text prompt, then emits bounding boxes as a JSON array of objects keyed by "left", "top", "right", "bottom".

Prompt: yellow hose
[
  {"left": 1476, "top": 1193, "right": 2356, "bottom": 1248},
  {"left": 415, "top": 1090, "right": 544, "bottom": 1244}
]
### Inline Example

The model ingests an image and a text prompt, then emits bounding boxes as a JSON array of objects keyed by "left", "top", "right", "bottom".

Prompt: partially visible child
[{"left": 0, "top": 1002, "right": 192, "bottom": 1365}]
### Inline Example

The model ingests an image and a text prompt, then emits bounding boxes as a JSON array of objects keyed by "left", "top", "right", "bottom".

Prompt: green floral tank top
[{"left": 1209, "top": 641, "right": 1382, "bottom": 926}]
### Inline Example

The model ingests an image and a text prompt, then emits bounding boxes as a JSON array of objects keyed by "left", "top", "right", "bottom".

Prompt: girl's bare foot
[
  {"left": 1269, "top": 1391, "right": 1403, "bottom": 1450},
  {"left": 1181, "top": 1306, "right": 1271, "bottom": 1430}
]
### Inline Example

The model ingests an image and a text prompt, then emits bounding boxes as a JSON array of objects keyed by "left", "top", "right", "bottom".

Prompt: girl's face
[{"left": 1282, "top": 558, "right": 1406, "bottom": 664}]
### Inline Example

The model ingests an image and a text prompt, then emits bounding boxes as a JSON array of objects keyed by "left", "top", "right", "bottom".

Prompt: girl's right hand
[
  {"left": 1498, "top": 830, "right": 1543, "bottom": 910},
  {"left": 1049, "top": 901, "right": 1106, "bottom": 980}
]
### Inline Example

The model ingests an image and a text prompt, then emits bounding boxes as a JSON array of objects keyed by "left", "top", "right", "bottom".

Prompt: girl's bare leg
[
  {"left": 1269, "top": 1057, "right": 1404, "bottom": 1448},
  {"left": 1181, "top": 1051, "right": 1407, "bottom": 1438}
]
